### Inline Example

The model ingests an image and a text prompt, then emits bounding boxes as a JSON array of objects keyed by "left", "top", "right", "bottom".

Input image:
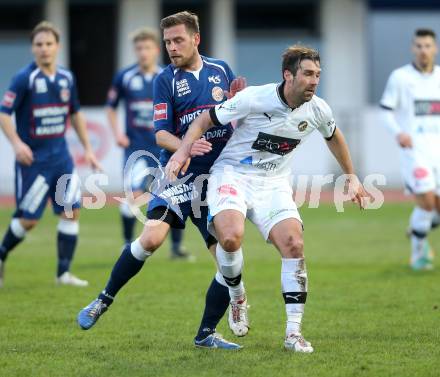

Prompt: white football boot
[
  {"left": 284, "top": 333, "right": 314, "bottom": 353},
  {"left": 56, "top": 272, "right": 89, "bottom": 287},
  {"left": 228, "top": 298, "right": 249, "bottom": 337}
]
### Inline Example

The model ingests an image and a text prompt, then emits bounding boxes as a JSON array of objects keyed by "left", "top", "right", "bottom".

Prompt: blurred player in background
[
  {"left": 106, "top": 27, "right": 190, "bottom": 260},
  {"left": 78, "top": 11, "right": 249, "bottom": 349},
  {"left": 166, "top": 45, "right": 367, "bottom": 352},
  {"left": 380, "top": 29, "right": 440, "bottom": 271},
  {"left": 0, "top": 21, "right": 101, "bottom": 287}
]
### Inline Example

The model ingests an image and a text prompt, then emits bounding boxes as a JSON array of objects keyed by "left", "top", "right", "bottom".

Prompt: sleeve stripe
[
  {"left": 379, "top": 104, "right": 394, "bottom": 111},
  {"left": 209, "top": 107, "right": 223, "bottom": 126},
  {"left": 325, "top": 126, "right": 337, "bottom": 141}
]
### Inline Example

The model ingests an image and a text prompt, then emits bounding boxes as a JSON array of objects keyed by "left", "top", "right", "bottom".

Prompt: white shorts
[
  {"left": 400, "top": 149, "right": 440, "bottom": 195},
  {"left": 207, "top": 171, "right": 302, "bottom": 241}
]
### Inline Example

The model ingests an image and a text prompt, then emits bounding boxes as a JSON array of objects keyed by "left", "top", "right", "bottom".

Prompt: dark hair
[
  {"left": 130, "top": 27, "right": 160, "bottom": 45},
  {"left": 282, "top": 45, "right": 320, "bottom": 77},
  {"left": 160, "top": 11, "right": 200, "bottom": 34},
  {"left": 414, "top": 28, "right": 436, "bottom": 39},
  {"left": 30, "top": 21, "right": 60, "bottom": 43}
]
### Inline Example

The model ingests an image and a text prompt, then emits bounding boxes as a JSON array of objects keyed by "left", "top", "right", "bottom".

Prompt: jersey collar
[{"left": 276, "top": 81, "right": 295, "bottom": 111}]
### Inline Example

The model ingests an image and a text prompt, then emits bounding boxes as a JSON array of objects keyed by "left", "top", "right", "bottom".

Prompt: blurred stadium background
[
  {"left": 1, "top": 0, "right": 440, "bottom": 196},
  {"left": 1, "top": 2, "right": 440, "bottom": 376}
]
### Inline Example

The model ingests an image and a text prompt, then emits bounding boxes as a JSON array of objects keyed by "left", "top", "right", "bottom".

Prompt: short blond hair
[
  {"left": 31, "top": 21, "right": 60, "bottom": 43},
  {"left": 130, "top": 27, "right": 160, "bottom": 45}
]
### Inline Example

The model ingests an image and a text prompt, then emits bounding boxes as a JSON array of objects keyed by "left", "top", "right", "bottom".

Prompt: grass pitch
[{"left": 0, "top": 202, "right": 439, "bottom": 377}]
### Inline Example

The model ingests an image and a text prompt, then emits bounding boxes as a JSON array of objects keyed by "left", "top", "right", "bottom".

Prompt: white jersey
[
  {"left": 209, "top": 82, "right": 336, "bottom": 177},
  {"left": 380, "top": 64, "right": 440, "bottom": 139}
]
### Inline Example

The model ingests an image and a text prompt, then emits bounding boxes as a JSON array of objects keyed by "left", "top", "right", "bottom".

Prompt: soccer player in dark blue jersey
[
  {"left": 78, "top": 11, "right": 249, "bottom": 349},
  {"left": 0, "top": 21, "right": 101, "bottom": 287},
  {"left": 106, "top": 27, "right": 189, "bottom": 260}
]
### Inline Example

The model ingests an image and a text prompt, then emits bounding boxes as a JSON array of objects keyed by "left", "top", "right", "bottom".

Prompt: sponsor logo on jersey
[
  {"left": 2, "top": 91, "right": 16, "bottom": 108},
  {"left": 413, "top": 167, "right": 429, "bottom": 179},
  {"left": 251, "top": 132, "right": 300, "bottom": 156},
  {"left": 130, "top": 100, "right": 154, "bottom": 129},
  {"left": 32, "top": 105, "right": 69, "bottom": 137},
  {"left": 58, "top": 78, "right": 68, "bottom": 88},
  {"left": 208, "top": 75, "right": 221, "bottom": 84},
  {"left": 204, "top": 128, "right": 228, "bottom": 140},
  {"left": 60, "top": 88, "right": 70, "bottom": 103},
  {"left": 176, "top": 78, "right": 191, "bottom": 97},
  {"left": 414, "top": 100, "right": 440, "bottom": 116},
  {"left": 217, "top": 184, "right": 238, "bottom": 196},
  {"left": 154, "top": 103, "right": 167, "bottom": 121},
  {"left": 327, "top": 119, "right": 335, "bottom": 129},
  {"left": 263, "top": 113, "right": 273, "bottom": 122},
  {"left": 298, "top": 121, "right": 308, "bottom": 132},
  {"left": 239, "top": 156, "right": 278, "bottom": 172},
  {"left": 130, "top": 76, "right": 143, "bottom": 90},
  {"left": 268, "top": 208, "right": 291, "bottom": 220},
  {"left": 219, "top": 101, "right": 237, "bottom": 111},
  {"left": 179, "top": 109, "right": 205, "bottom": 126},
  {"left": 158, "top": 182, "right": 199, "bottom": 205},
  {"left": 35, "top": 78, "right": 48, "bottom": 93},
  {"left": 212, "top": 86, "right": 224, "bottom": 102}
]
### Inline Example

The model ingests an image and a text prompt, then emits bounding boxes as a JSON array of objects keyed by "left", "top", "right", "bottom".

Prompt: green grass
[{"left": 0, "top": 203, "right": 439, "bottom": 377}]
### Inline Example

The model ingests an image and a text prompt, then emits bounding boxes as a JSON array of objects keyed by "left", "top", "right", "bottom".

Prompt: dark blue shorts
[
  {"left": 14, "top": 156, "right": 81, "bottom": 220},
  {"left": 147, "top": 171, "right": 216, "bottom": 248}
]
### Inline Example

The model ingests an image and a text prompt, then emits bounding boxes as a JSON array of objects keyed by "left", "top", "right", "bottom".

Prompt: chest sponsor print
[
  {"left": 251, "top": 132, "right": 300, "bottom": 156},
  {"left": 414, "top": 100, "right": 440, "bottom": 116}
]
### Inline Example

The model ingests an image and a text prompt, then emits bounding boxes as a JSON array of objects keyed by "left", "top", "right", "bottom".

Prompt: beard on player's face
[{"left": 170, "top": 47, "right": 197, "bottom": 69}]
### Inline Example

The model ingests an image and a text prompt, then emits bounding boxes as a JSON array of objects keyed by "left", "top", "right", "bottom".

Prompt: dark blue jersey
[
  {"left": 0, "top": 61, "right": 80, "bottom": 163},
  {"left": 107, "top": 63, "right": 162, "bottom": 155},
  {"left": 153, "top": 56, "right": 235, "bottom": 174}
]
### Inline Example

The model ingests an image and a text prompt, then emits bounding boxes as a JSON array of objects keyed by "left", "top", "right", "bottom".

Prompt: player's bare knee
[
  {"left": 284, "top": 236, "right": 304, "bottom": 258},
  {"left": 220, "top": 232, "right": 243, "bottom": 252},
  {"left": 20, "top": 218, "right": 38, "bottom": 231},
  {"left": 61, "top": 209, "right": 80, "bottom": 221},
  {"left": 138, "top": 235, "right": 161, "bottom": 252}
]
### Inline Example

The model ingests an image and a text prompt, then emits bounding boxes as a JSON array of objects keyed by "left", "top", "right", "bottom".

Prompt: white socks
[
  {"left": 10, "top": 218, "right": 26, "bottom": 239},
  {"left": 130, "top": 238, "right": 152, "bottom": 261},
  {"left": 120, "top": 201, "right": 135, "bottom": 218},
  {"left": 410, "top": 207, "right": 434, "bottom": 263},
  {"left": 281, "top": 258, "right": 308, "bottom": 336},
  {"left": 216, "top": 243, "right": 246, "bottom": 301},
  {"left": 57, "top": 218, "right": 79, "bottom": 235}
]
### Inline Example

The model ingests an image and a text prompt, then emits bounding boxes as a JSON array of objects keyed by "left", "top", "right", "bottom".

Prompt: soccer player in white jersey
[
  {"left": 166, "top": 45, "right": 367, "bottom": 352},
  {"left": 380, "top": 29, "right": 440, "bottom": 271}
]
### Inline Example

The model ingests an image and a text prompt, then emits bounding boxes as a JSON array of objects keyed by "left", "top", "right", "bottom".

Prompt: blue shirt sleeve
[
  {"left": 106, "top": 71, "right": 123, "bottom": 108},
  {"left": 69, "top": 73, "right": 81, "bottom": 114},
  {"left": 223, "top": 61, "right": 236, "bottom": 83},
  {"left": 153, "top": 72, "right": 174, "bottom": 133},
  {"left": 0, "top": 72, "right": 28, "bottom": 115}
]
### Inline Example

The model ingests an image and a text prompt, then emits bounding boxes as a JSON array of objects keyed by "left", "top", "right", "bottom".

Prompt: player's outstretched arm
[
  {"left": 0, "top": 112, "right": 33, "bottom": 165},
  {"left": 325, "top": 127, "right": 367, "bottom": 209},
  {"left": 224, "top": 76, "right": 247, "bottom": 99},
  {"left": 165, "top": 111, "right": 214, "bottom": 179},
  {"left": 71, "top": 111, "right": 102, "bottom": 171}
]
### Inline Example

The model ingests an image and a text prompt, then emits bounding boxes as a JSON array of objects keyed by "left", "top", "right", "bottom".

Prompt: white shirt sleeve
[
  {"left": 315, "top": 98, "right": 337, "bottom": 139},
  {"left": 380, "top": 107, "right": 401, "bottom": 136},
  {"left": 379, "top": 70, "right": 402, "bottom": 135},
  {"left": 380, "top": 71, "right": 400, "bottom": 110},
  {"left": 210, "top": 88, "right": 252, "bottom": 126}
]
